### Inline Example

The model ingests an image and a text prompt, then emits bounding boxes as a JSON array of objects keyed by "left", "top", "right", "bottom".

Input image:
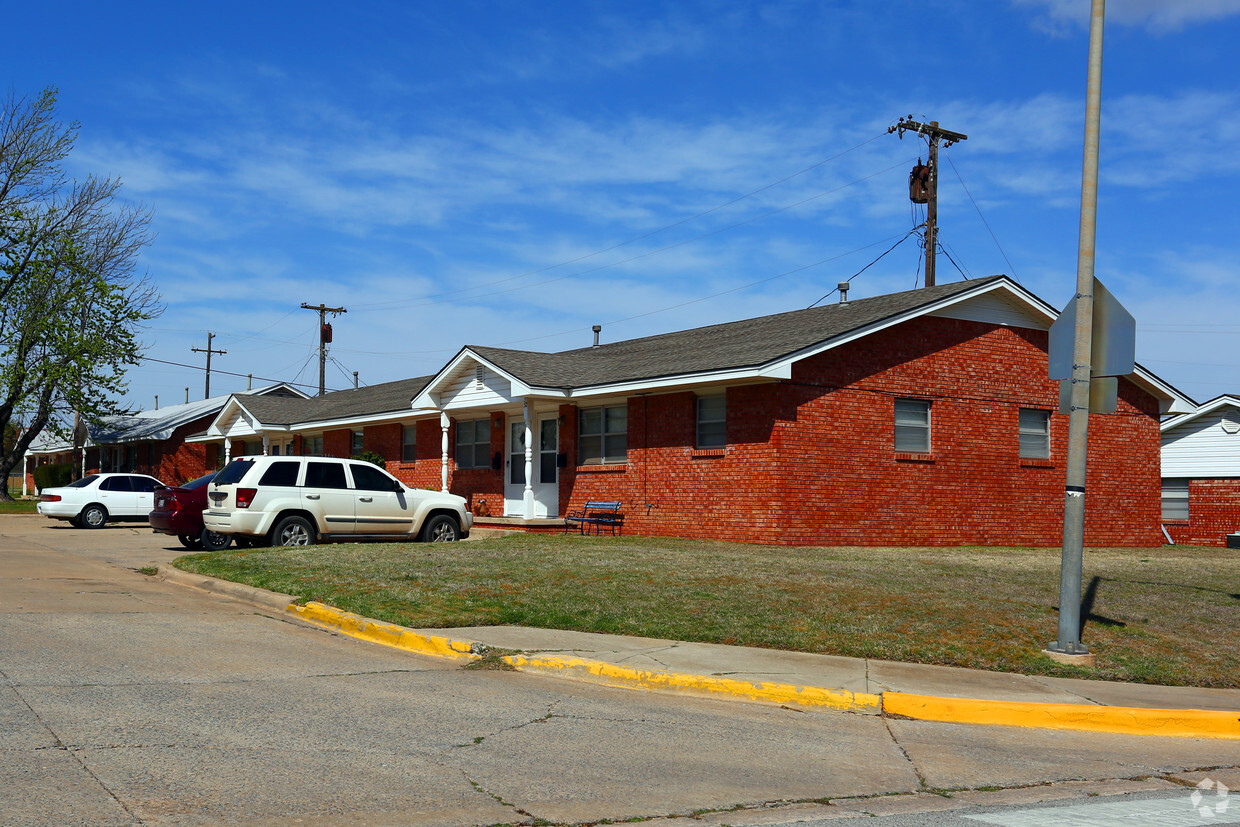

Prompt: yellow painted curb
[
  {"left": 288, "top": 601, "right": 480, "bottom": 661},
  {"left": 504, "top": 653, "right": 882, "bottom": 713},
  {"left": 883, "top": 692, "right": 1240, "bottom": 740}
]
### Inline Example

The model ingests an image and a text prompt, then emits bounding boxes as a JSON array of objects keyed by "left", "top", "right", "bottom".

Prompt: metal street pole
[{"left": 1048, "top": 0, "right": 1105, "bottom": 661}]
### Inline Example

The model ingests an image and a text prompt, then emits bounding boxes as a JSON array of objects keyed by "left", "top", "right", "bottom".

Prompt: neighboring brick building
[
  {"left": 197, "top": 276, "right": 1191, "bottom": 547},
  {"left": 21, "top": 384, "right": 305, "bottom": 494},
  {"left": 1160, "top": 395, "right": 1240, "bottom": 547}
]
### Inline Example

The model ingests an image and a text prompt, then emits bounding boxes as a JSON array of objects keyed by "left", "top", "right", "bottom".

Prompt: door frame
[{"left": 503, "top": 412, "right": 559, "bottom": 518}]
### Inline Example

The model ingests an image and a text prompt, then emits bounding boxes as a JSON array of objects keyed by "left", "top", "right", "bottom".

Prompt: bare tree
[{"left": 0, "top": 87, "right": 163, "bottom": 499}]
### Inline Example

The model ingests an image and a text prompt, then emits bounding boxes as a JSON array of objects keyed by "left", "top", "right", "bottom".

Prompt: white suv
[{"left": 203, "top": 456, "right": 472, "bottom": 546}]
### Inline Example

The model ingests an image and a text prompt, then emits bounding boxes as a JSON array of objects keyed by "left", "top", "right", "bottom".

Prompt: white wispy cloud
[{"left": 1013, "top": 0, "right": 1240, "bottom": 33}]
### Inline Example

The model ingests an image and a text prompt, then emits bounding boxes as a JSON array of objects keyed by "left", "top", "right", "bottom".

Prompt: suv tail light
[{"left": 235, "top": 487, "right": 257, "bottom": 509}]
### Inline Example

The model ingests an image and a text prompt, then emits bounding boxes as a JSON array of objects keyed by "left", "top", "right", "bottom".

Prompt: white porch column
[
  {"left": 224, "top": 439, "right": 231, "bottom": 463},
  {"left": 261, "top": 434, "right": 270, "bottom": 455},
  {"left": 522, "top": 400, "right": 535, "bottom": 518},
  {"left": 440, "top": 411, "right": 451, "bottom": 493}
]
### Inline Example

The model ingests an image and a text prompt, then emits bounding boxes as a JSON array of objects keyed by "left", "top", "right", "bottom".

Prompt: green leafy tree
[{"left": 0, "top": 87, "right": 162, "bottom": 500}]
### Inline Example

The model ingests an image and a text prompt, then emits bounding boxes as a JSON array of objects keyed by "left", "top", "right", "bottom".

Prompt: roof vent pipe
[
  {"left": 838, "top": 282, "right": 851, "bottom": 306},
  {"left": 354, "top": 371, "right": 359, "bottom": 389},
  {"left": 185, "top": 387, "right": 190, "bottom": 404},
  {"left": 592, "top": 324, "right": 602, "bottom": 348},
  {"left": 154, "top": 395, "right": 159, "bottom": 411}
]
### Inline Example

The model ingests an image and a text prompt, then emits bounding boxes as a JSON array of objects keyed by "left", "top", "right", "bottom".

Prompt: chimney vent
[
  {"left": 592, "top": 325, "right": 602, "bottom": 348},
  {"left": 838, "top": 282, "right": 851, "bottom": 306}
]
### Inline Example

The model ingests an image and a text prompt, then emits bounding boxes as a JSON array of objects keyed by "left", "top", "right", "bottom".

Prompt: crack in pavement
[
  {"left": 1, "top": 674, "right": 144, "bottom": 824},
  {"left": 882, "top": 716, "right": 929, "bottom": 793},
  {"left": 448, "top": 699, "right": 564, "bottom": 749}
]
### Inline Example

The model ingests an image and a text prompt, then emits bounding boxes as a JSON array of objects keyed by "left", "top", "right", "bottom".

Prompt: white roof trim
[
  {"left": 1160, "top": 394, "right": 1240, "bottom": 431},
  {"left": 411, "top": 349, "right": 534, "bottom": 410}
]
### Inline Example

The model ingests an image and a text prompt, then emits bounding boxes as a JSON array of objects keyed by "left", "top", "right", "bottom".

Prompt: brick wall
[
  {"left": 545, "top": 316, "right": 1163, "bottom": 547},
  {"left": 323, "top": 429, "right": 351, "bottom": 458},
  {"left": 1164, "top": 479, "right": 1240, "bottom": 546}
]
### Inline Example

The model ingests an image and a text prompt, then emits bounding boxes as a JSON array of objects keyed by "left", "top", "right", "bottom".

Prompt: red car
[{"left": 150, "top": 472, "right": 232, "bottom": 550}]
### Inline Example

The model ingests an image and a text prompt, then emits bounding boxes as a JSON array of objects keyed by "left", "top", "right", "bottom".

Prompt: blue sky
[{"left": 8, "top": 0, "right": 1240, "bottom": 409}]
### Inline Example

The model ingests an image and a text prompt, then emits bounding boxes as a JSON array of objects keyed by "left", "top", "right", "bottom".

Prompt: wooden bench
[{"left": 564, "top": 501, "right": 624, "bottom": 536}]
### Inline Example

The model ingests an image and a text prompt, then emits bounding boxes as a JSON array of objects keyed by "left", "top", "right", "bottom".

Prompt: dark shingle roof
[
  {"left": 234, "top": 376, "right": 433, "bottom": 426},
  {"left": 470, "top": 277, "right": 1007, "bottom": 390}
]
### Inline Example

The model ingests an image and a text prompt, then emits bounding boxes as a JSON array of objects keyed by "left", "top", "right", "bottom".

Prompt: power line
[
  {"left": 349, "top": 131, "right": 892, "bottom": 312},
  {"left": 358, "top": 158, "right": 917, "bottom": 314},
  {"left": 806, "top": 229, "right": 920, "bottom": 308},
  {"left": 493, "top": 230, "right": 917, "bottom": 348},
  {"left": 944, "top": 153, "right": 1020, "bottom": 282},
  {"left": 137, "top": 356, "right": 326, "bottom": 393}
]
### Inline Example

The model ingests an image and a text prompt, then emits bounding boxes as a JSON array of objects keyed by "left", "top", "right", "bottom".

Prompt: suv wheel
[
  {"left": 421, "top": 514, "right": 460, "bottom": 542},
  {"left": 273, "top": 516, "right": 316, "bottom": 546}
]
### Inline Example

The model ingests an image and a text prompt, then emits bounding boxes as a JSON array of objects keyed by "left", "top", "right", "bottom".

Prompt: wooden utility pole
[
  {"left": 300, "top": 303, "right": 347, "bottom": 396},
  {"left": 191, "top": 332, "right": 226, "bottom": 399},
  {"left": 888, "top": 118, "right": 967, "bottom": 287}
]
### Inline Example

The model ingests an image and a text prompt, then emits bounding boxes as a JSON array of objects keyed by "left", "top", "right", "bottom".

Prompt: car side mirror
[{"left": 392, "top": 479, "right": 405, "bottom": 492}]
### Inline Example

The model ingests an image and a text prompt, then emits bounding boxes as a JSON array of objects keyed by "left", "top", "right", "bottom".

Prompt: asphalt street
[{"left": 1, "top": 514, "right": 1236, "bottom": 826}]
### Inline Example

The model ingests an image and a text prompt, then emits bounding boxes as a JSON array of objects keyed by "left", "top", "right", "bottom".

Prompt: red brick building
[{"left": 198, "top": 277, "right": 1191, "bottom": 546}]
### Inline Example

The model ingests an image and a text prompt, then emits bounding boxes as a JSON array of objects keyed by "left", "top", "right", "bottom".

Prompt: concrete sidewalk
[
  {"left": 162, "top": 566, "right": 1240, "bottom": 741},
  {"left": 433, "top": 624, "right": 1240, "bottom": 714}
]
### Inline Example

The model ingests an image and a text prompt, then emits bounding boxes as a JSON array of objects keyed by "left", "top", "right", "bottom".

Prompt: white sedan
[{"left": 37, "top": 473, "right": 166, "bottom": 528}]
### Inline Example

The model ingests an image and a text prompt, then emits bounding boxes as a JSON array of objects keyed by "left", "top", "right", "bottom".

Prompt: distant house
[
  {"left": 21, "top": 384, "right": 305, "bottom": 494},
  {"left": 1160, "top": 395, "right": 1240, "bottom": 546},
  {"left": 195, "top": 276, "right": 1191, "bottom": 547}
]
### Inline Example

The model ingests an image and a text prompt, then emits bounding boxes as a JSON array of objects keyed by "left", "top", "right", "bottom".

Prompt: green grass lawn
[
  {"left": 174, "top": 534, "right": 1240, "bottom": 688},
  {"left": 0, "top": 497, "right": 37, "bottom": 514}
]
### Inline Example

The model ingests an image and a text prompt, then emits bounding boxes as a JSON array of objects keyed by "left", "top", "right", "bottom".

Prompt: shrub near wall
[{"left": 33, "top": 462, "right": 75, "bottom": 492}]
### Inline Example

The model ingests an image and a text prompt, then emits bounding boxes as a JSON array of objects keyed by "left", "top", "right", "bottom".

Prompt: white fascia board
[
  {"left": 204, "top": 397, "right": 247, "bottom": 437},
  {"left": 410, "top": 349, "right": 534, "bottom": 410},
  {"left": 1129, "top": 365, "right": 1196, "bottom": 416},
  {"left": 770, "top": 278, "right": 1056, "bottom": 372},
  {"left": 1159, "top": 394, "right": 1237, "bottom": 431}
]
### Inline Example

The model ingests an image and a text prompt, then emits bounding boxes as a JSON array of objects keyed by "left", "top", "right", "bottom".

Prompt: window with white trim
[
  {"left": 894, "top": 399, "right": 931, "bottom": 453},
  {"left": 578, "top": 405, "right": 627, "bottom": 465},
  {"left": 696, "top": 394, "right": 726, "bottom": 448},
  {"left": 402, "top": 425, "right": 417, "bottom": 462},
  {"left": 1161, "top": 479, "right": 1189, "bottom": 521},
  {"left": 1018, "top": 408, "right": 1051, "bottom": 459},
  {"left": 455, "top": 419, "right": 490, "bottom": 469},
  {"left": 303, "top": 435, "right": 323, "bottom": 456}
]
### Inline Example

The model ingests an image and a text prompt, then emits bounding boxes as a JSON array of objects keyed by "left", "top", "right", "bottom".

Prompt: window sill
[
  {"left": 1161, "top": 519, "right": 1189, "bottom": 525},
  {"left": 895, "top": 452, "right": 935, "bottom": 463},
  {"left": 1020, "top": 458, "right": 1055, "bottom": 468},
  {"left": 575, "top": 463, "right": 627, "bottom": 473},
  {"left": 691, "top": 448, "right": 726, "bottom": 458}
]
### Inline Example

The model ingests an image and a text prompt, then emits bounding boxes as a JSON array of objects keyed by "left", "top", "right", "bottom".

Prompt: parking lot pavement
[{"left": 1, "top": 514, "right": 1236, "bottom": 826}]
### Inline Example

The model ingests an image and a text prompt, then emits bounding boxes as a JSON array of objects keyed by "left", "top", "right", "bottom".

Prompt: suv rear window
[
  {"left": 259, "top": 461, "right": 301, "bottom": 486},
  {"left": 214, "top": 458, "right": 256, "bottom": 485}
]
